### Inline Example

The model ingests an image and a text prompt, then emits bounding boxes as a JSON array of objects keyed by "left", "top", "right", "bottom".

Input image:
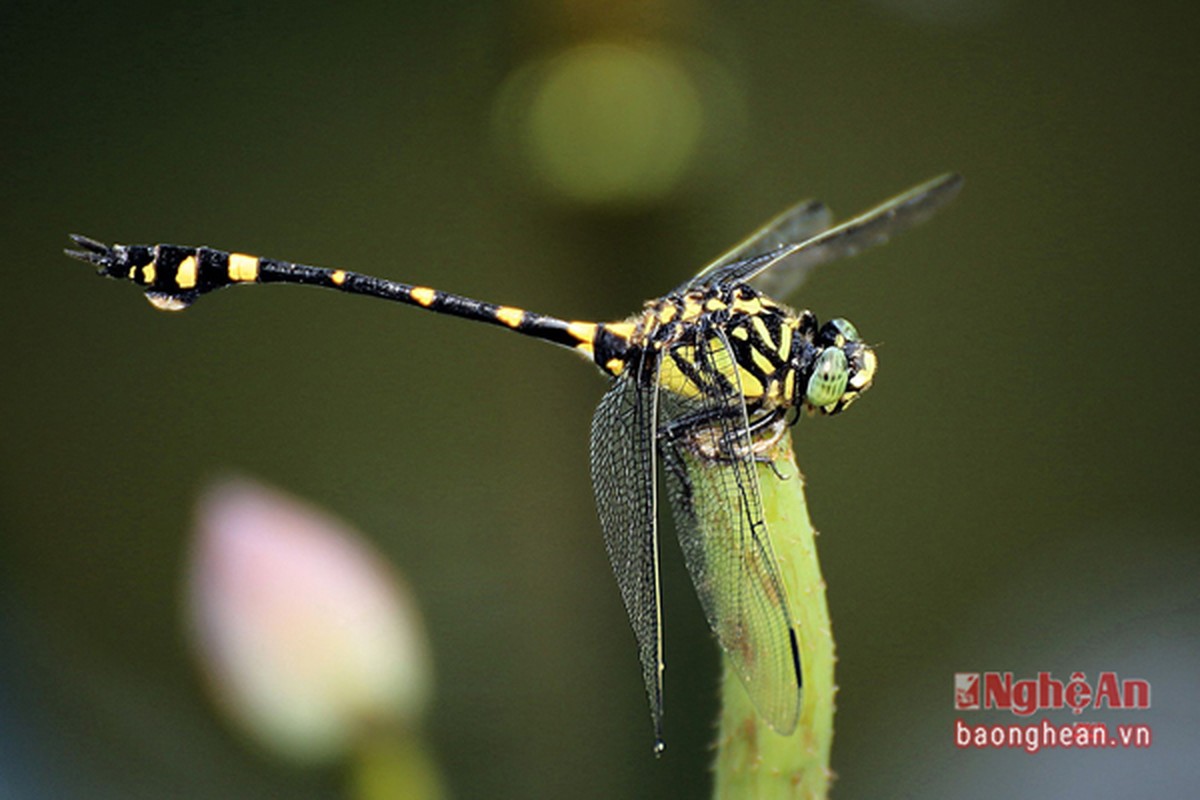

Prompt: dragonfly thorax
[{"left": 592, "top": 282, "right": 874, "bottom": 418}]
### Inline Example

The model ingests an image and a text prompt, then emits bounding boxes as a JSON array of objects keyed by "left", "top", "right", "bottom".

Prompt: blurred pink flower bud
[{"left": 187, "top": 478, "right": 431, "bottom": 763}]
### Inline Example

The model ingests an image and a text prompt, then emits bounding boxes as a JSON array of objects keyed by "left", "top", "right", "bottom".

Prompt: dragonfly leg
[{"left": 658, "top": 405, "right": 788, "bottom": 466}]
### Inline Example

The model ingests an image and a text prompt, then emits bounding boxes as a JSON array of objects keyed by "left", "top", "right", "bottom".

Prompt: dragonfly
[{"left": 66, "top": 172, "right": 962, "bottom": 751}]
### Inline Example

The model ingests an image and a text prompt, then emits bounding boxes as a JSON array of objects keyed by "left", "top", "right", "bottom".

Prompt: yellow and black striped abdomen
[
  {"left": 66, "top": 235, "right": 614, "bottom": 358},
  {"left": 73, "top": 240, "right": 332, "bottom": 311}
]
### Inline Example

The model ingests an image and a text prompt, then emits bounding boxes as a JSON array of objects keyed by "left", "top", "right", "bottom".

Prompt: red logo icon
[{"left": 955, "top": 673, "right": 980, "bottom": 710}]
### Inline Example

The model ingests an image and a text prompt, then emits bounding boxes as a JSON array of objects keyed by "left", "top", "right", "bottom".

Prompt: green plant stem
[
  {"left": 713, "top": 433, "right": 835, "bottom": 799},
  {"left": 351, "top": 729, "right": 445, "bottom": 800}
]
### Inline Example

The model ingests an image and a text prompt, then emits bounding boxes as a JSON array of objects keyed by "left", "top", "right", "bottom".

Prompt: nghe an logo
[
  {"left": 954, "top": 672, "right": 1151, "bottom": 716},
  {"left": 954, "top": 673, "right": 980, "bottom": 710}
]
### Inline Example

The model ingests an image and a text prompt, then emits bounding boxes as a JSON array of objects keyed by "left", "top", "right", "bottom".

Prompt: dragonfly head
[{"left": 800, "top": 318, "right": 876, "bottom": 415}]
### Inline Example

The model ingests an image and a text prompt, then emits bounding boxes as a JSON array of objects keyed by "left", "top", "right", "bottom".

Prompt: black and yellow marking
[
  {"left": 65, "top": 235, "right": 633, "bottom": 368},
  {"left": 66, "top": 173, "right": 963, "bottom": 752},
  {"left": 628, "top": 284, "right": 814, "bottom": 411},
  {"left": 63, "top": 235, "right": 856, "bottom": 417}
]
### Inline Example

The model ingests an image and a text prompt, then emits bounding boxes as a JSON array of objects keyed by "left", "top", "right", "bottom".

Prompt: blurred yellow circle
[{"left": 497, "top": 41, "right": 706, "bottom": 207}]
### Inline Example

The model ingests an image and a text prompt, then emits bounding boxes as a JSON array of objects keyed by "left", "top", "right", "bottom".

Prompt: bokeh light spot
[{"left": 496, "top": 40, "right": 707, "bottom": 208}]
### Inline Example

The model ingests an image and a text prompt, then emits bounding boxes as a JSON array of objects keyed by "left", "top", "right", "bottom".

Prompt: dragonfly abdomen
[{"left": 65, "top": 236, "right": 610, "bottom": 357}]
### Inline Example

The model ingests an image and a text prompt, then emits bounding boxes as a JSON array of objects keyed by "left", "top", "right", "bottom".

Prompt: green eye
[
  {"left": 828, "top": 318, "right": 860, "bottom": 343},
  {"left": 805, "top": 348, "right": 849, "bottom": 408}
]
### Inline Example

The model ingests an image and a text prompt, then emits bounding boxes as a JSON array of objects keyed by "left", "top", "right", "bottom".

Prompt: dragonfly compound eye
[
  {"left": 805, "top": 347, "right": 849, "bottom": 410},
  {"left": 816, "top": 317, "right": 861, "bottom": 348}
]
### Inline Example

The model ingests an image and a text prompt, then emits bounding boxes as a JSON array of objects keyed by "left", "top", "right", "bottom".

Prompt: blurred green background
[{"left": 2, "top": 1, "right": 1197, "bottom": 797}]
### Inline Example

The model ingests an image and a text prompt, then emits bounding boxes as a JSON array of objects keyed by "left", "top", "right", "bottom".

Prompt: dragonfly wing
[
  {"left": 677, "top": 199, "right": 833, "bottom": 293},
  {"left": 589, "top": 354, "right": 666, "bottom": 745},
  {"left": 657, "top": 326, "right": 802, "bottom": 734},
  {"left": 734, "top": 173, "right": 965, "bottom": 297}
]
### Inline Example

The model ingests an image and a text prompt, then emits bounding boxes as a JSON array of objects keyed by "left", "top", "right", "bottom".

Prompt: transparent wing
[
  {"left": 589, "top": 354, "right": 665, "bottom": 747},
  {"left": 657, "top": 327, "right": 802, "bottom": 734},
  {"left": 686, "top": 173, "right": 964, "bottom": 299},
  {"left": 735, "top": 173, "right": 963, "bottom": 297},
  {"left": 679, "top": 199, "right": 833, "bottom": 292}
]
